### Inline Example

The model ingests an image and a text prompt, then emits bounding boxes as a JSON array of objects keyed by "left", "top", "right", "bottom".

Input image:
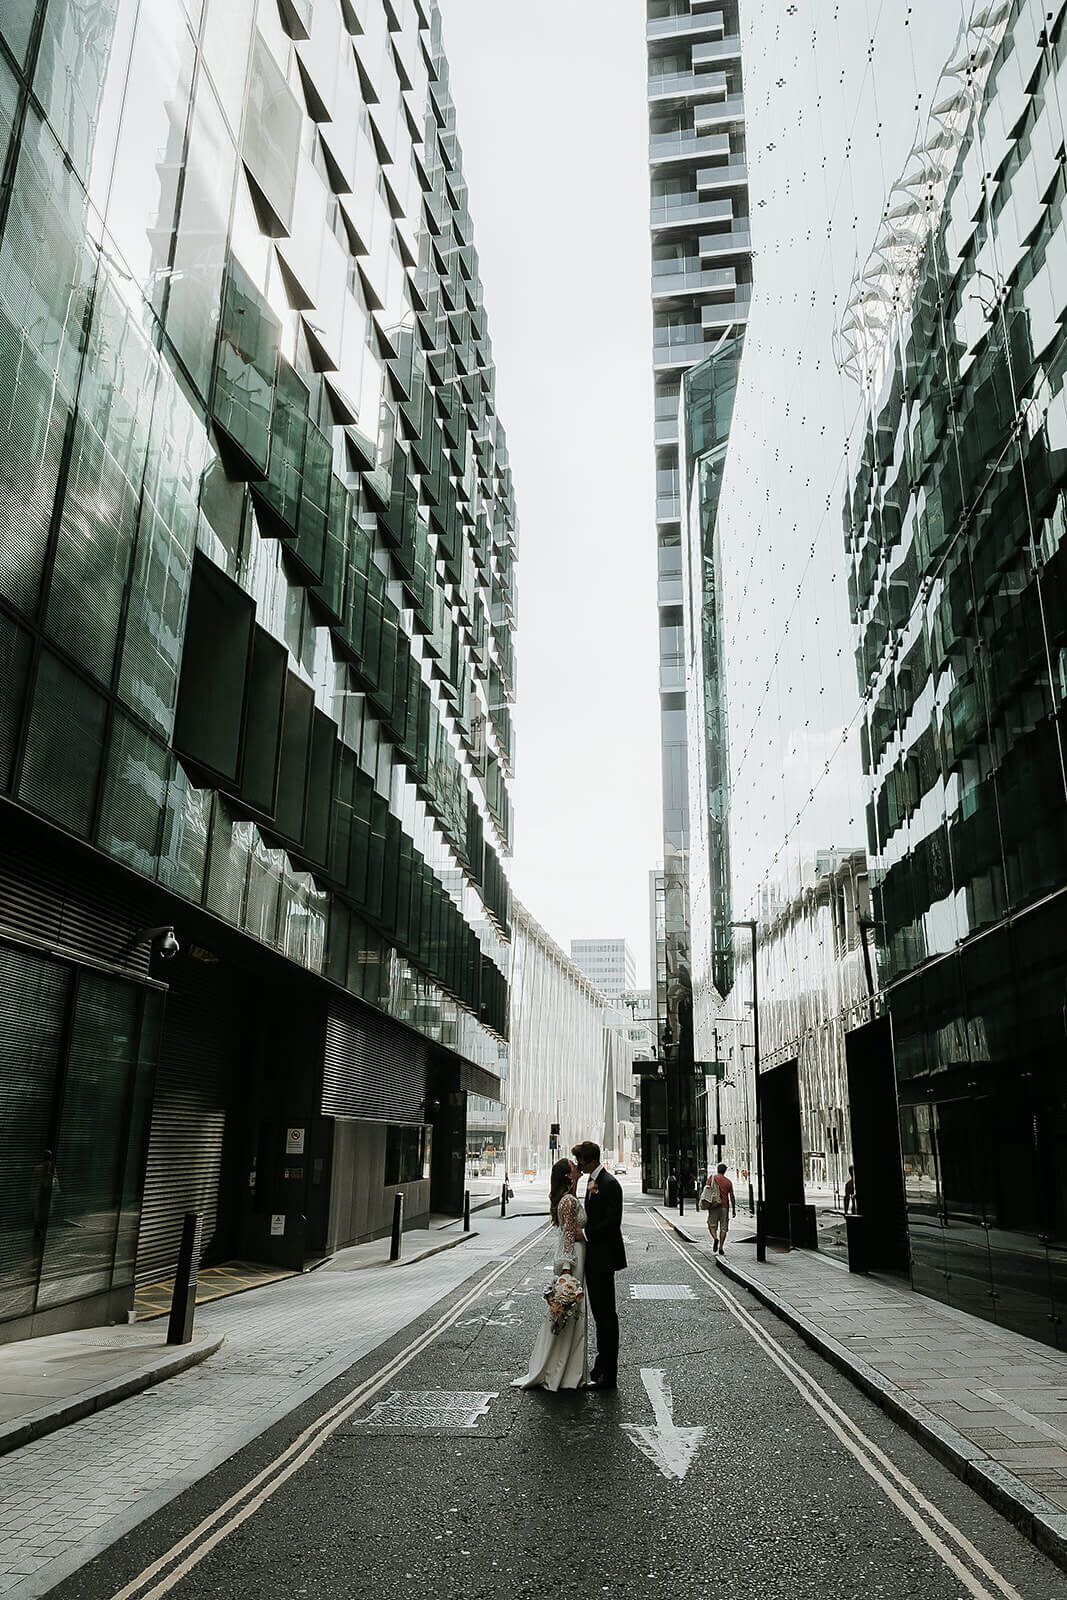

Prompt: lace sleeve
[{"left": 557, "top": 1193, "right": 578, "bottom": 1268}]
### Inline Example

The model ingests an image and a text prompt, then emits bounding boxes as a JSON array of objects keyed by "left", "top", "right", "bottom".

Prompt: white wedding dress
[{"left": 512, "top": 1193, "right": 589, "bottom": 1392}]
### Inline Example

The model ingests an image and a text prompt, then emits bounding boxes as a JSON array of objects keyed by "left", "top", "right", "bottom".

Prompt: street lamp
[{"left": 730, "top": 919, "right": 765, "bottom": 1262}]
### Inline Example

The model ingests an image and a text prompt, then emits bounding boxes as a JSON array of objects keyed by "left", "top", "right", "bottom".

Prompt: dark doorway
[
  {"left": 760, "top": 1059, "right": 804, "bottom": 1238},
  {"left": 846, "top": 1016, "right": 909, "bottom": 1271},
  {"left": 428, "top": 1084, "right": 466, "bottom": 1215}
]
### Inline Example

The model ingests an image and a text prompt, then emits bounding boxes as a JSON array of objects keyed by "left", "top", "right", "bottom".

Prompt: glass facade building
[
  {"left": 0, "top": 0, "right": 516, "bottom": 1339},
  {"left": 674, "top": 0, "right": 1067, "bottom": 1347},
  {"left": 646, "top": 0, "right": 752, "bottom": 1194}
]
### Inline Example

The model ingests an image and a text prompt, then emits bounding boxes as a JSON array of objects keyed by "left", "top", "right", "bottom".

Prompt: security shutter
[
  {"left": 135, "top": 962, "right": 237, "bottom": 1285},
  {"left": 323, "top": 1002, "right": 427, "bottom": 1123}
]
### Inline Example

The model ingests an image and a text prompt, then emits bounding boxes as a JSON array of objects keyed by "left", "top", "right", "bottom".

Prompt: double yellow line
[
  {"left": 111, "top": 1225, "right": 552, "bottom": 1600},
  {"left": 652, "top": 1214, "right": 1024, "bottom": 1600}
]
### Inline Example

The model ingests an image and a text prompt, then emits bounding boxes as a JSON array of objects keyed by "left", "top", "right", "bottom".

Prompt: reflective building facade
[
  {"left": 0, "top": 0, "right": 515, "bottom": 1339},
  {"left": 684, "top": 0, "right": 1067, "bottom": 1346}
]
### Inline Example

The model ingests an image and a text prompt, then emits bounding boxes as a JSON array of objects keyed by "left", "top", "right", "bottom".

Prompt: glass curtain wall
[{"left": 0, "top": 0, "right": 516, "bottom": 1080}]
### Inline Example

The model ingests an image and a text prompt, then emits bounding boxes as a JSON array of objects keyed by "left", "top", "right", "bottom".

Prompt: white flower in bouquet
[{"left": 544, "top": 1271, "right": 584, "bottom": 1334}]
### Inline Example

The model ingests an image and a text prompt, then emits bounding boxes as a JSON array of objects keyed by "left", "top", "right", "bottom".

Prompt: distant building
[
  {"left": 509, "top": 910, "right": 636, "bottom": 1175},
  {"left": 569, "top": 939, "right": 637, "bottom": 1004}
]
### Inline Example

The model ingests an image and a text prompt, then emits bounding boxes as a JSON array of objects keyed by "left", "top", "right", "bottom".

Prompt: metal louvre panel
[
  {"left": 323, "top": 1002, "right": 427, "bottom": 1123},
  {"left": 0, "top": 827, "right": 153, "bottom": 977},
  {"left": 134, "top": 964, "right": 237, "bottom": 1285},
  {"left": 460, "top": 1061, "right": 502, "bottom": 1102}
]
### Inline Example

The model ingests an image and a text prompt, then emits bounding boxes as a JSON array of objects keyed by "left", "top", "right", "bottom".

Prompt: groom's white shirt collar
[{"left": 587, "top": 1163, "right": 604, "bottom": 1185}]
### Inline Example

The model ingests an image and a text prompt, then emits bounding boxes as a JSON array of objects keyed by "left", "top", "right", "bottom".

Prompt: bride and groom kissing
[{"left": 512, "top": 1140, "right": 626, "bottom": 1393}]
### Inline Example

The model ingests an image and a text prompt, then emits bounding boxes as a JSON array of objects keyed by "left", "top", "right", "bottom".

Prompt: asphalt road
[{"left": 49, "top": 1193, "right": 1066, "bottom": 1600}]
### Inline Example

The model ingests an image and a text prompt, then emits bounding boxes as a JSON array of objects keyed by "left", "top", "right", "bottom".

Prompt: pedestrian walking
[
  {"left": 700, "top": 1163, "right": 736, "bottom": 1254},
  {"left": 843, "top": 1165, "right": 857, "bottom": 1214}
]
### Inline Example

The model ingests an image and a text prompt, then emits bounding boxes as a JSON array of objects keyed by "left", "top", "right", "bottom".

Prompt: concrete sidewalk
[
  {"left": 0, "top": 1195, "right": 501, "bottom": 1462},
  {"left": 657, "top": 1205, "right": 1067, "bottom": 1570}
]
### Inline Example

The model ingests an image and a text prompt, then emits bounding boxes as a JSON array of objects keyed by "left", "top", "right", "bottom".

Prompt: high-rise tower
[{"left": 646, "top": 0, "right": 752, "bottom": 1185}]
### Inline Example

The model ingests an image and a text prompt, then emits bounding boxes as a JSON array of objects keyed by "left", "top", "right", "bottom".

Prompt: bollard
[
  {"left": 500, "top": 1180, "right": 508, "bottom": 1217},
  {"left": 463, "top": 1189, "right": 471, "bottom": 1232},
  {"left": 678, "top": 1185, "right": 685, "bottom": 1217},
  {"left": 788, "top": 1202, "right": 819, "bottom": 1250},
  {"left": 167, "top": 1211, "right": 203, "bottom": 1345},
  {"left": 389, "top": 1190, "right": 404, "bottom": 1261},
  {"left": 755, "top": 1199, "right": 767, "bottom": 1263}
]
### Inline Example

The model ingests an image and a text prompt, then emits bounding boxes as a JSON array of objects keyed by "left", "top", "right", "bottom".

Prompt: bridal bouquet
[{"left": 544, "top": 1272, "right": 584, "bottom": 1335}]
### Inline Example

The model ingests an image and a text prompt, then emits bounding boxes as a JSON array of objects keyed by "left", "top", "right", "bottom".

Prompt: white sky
[{"left": 439, "top": 1, "right": 660, "bottom": 989}]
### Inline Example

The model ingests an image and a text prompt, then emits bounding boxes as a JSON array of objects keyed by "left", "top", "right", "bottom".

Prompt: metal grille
[
  {"left": 629, "top": 1284, "right": 696, "bottom": 1300},
  {"left": 361, "top": 1391, "right": 497, "bottom": 1429},
  {"left": 323, "top": 1000, "right": 427, "bottom": 1122},
  {"left": 135, "top": 962, "right": 238, "bottom": 1285}
]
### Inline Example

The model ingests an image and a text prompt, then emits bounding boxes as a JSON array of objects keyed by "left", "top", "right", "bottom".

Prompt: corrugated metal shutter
[
  {"left": 323, "top": 1002, "right": 427, "bottom": 1123},
  {"left": 135, "top": 963, "right": 237, "bottom": 1285}
]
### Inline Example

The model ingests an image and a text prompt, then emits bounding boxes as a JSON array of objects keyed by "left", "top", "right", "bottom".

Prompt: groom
[{"left": 572, "top": 1140, "right": 626, "bottom": 1390}]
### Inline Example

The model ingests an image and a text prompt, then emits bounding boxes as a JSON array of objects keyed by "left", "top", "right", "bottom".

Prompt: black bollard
[
  {"left": 389, "top": 1190, "right": 404, "bottom": 1260},
  {"left": 756, "top": 1198, "right": 767, "bottom": 1263},
  {"left": 678, "top": 1183, "right": 685, "bottom": 1217},
  {"left": 167, "top": 1212, "right": 203, "bottom": 1345},
  {"left": 500, "top": 1180, "right": 508, "bottom": 1217},
  {"left": 463, "top": 1189, "right": 471, "bottom": 1232}
]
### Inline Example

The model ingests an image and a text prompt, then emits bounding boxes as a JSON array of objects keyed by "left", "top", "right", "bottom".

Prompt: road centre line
[
  {"left": 109, "top": 1227, "right": 553, "bottom": 1600},
  {"left": 652, "top": 1216, "right": 1024, "bottom": 1600}
]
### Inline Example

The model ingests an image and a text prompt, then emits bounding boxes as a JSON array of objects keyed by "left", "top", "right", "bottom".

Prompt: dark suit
[{"left": 583, "top": 1167, "right": 626, "bottom": 1383}]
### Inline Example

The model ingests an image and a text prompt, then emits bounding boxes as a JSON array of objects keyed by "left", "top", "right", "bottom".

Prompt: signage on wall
[
  {"left": 270, "top": 1214, "right": 286, "bottom": 1237},
  {"left": 285, "top": 1127, "right": 306, "bottom": 1155}
]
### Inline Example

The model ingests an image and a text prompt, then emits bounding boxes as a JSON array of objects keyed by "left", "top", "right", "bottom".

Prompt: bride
[{"left": 513, "top": 1158, "right": 589, "bottom": 1392}]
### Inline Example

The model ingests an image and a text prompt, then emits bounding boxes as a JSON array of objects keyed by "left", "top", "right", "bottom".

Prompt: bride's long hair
[{"left": 548, "top": 1158, "right": 575, "bottom": 1227}]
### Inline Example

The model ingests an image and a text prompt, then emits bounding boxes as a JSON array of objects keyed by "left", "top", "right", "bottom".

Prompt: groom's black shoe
[{"left": 586, "top": 1376, "right": 617, "bottom": 1390}]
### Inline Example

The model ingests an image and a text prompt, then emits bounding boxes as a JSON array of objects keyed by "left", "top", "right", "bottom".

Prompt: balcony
[
  {"left": 655, "top": 413, "right": 680, "bottom": 444},
  {"left": 656, "top": 491, "right": 682, "bottom": 523},
  {"left": 651, "top": 183, "right": 747, "bottom": 230},
  {"left": 649, "top": 112, "right": 745, "bottom": 165},
  {"left": 648, "top": 64, "right": 734, "bottom": 103},
  {"left": 696, "top": 158, "right": 748, "bottom": 190},
  {"left": 699, "top": 225, "right": 750, "bottom": 257},
  {"left": 692, "top": 36, "right": 743, "bottom": 65},
  {"left": 651, "top": 263, "right": 742, "bottom": 300},
  {"left": 647, "top": 9, "right": 726, "bottom": 43}
]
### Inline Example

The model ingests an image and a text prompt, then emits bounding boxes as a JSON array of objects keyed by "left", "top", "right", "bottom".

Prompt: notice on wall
[
  {"left": 270, "top": 1214, "right": 285, "bottom": 1237},
  {"left": 285, "top": 1127, "right": 305, "bottom": 1155}
]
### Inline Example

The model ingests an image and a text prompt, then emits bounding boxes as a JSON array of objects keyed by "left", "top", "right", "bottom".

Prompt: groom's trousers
[{"left": 585, "top": 1270, "right": 619, "bottom": 1382}]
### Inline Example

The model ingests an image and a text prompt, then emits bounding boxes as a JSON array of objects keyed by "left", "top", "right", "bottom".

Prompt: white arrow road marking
[{"left": 621, "top": 1368, "right": 705, "bottom": 1482}]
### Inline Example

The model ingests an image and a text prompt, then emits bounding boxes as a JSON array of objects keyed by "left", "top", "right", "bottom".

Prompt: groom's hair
[{"left": 572, "top": 1141, "right": 600, "bottom": 1165}]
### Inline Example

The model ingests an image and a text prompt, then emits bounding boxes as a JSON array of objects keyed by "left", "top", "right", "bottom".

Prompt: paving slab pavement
[
  {"left": 0, "top": 1205, "right": 499, "bottom": 1462},
  {"left": 655, "top": 1204, "right": 1067, "bottom": 1571}
]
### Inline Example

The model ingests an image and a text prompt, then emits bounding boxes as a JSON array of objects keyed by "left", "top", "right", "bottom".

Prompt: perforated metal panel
[
  {"left": 629, "top": 1284, "right": 696, "bottom": 1301},
  {"left": 361, "top": 1391, "right": 497, "bottom": 1429}
]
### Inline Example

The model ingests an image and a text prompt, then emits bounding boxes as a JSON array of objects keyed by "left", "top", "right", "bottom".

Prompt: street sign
[
  {"left": 711, "top": 1133, "right": 726, "bottom": 1147},
  {"left": 693, "top": 1061, "right": 726, "bottom": 1079}
]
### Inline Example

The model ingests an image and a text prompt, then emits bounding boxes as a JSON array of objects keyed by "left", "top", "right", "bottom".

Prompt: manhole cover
[
  {"left": 361, "top": 1390, "right": 498, "bottom": 1429},
  {"left": 629, "top": 1284, "right": 696, "bottom": 1300}
]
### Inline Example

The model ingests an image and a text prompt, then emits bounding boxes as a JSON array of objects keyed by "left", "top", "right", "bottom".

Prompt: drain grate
[
  {"left": 361, "top": 1390, "right": 498, "bottom": 1429},
  {"left": 629, "top": 1284, "right": 696, "bottom": 1301}
]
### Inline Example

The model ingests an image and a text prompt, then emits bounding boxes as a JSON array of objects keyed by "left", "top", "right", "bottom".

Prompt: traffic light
[{"left": 549, "top": 1121, "right": 560, "bottom": 1152}]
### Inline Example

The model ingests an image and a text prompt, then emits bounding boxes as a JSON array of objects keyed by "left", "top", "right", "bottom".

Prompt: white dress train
[{"left": 512, "top": 1194, "right": 588, "bottom": 1392}]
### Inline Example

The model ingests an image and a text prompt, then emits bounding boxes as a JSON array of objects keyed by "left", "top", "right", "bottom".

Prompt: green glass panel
[
  {"left": 212, "top": 258, "right": 279, "bottom": 474},
  {"left": 19, "top": 652, "right": 107, "bottom": 836},
  {"left": 98, "top": 713, "right": 167, "bottom": 876}
]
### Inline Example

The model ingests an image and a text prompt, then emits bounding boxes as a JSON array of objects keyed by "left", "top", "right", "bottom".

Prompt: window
[{"left": 385, "top": 1124, "right": 428, "bottom": 1185}]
